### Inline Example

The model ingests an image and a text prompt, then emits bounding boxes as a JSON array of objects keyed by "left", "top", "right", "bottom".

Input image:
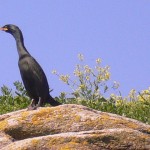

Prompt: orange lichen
[{"left": 0, "top": 120, "right": 8, "bottom": 130}]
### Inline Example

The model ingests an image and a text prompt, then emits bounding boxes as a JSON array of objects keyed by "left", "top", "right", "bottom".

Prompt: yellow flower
[
  {"left": 137, "top": 95, "right": 145, "bottom": 102},
  {"left": 96, "top": 58, "right": 101, "bottom": 64},
  {"left": 104, "top": 72, "right": 110, "bottom": 80},
  {"left": 84, "top": 65, "right": 91, "bottom": 73},
  {"left": 59, "top": 75, "right": 70, "bottom": 84},
  {"left": 128, "top": 89, "right": 137, "bottom": 100},
  {"left": 143, "top": 90, "right": 149, "bottom": 94},
  {"left": 110, "top": 94, "right": 116, "bottom": 99},
  {"left": 74, "top": 70, "right": 82, "bottom": 77},
  {"left": 74, "top": 65, "right": 83, "bottom": 77},
  {"left": 97, "top": 74, "right": 102, "bottom": 82},
  {"left": 115, "top": 100, "right": 122, "bottom": 106},
  {"left": 52, "top": 70, "right": 57, "bottom": 74},
  {"left": 85, "top": 76, "right": 90, "bottom": 80},
  {"left": 79, "top": 84, "right": 86, "bottom": 90}
]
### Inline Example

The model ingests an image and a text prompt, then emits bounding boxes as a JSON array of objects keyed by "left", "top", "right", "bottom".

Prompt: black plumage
[{"left": 0, "top": 24, "right": 61, "bottom": 109}]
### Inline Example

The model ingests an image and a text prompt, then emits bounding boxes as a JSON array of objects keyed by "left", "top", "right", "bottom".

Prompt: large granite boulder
[{"left": 0, "top": 104, "right": 149, "bottom": 149}]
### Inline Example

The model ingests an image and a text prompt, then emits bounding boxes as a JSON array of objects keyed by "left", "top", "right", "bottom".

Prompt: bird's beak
[{"left": 0, "top": 27, "right": 8, "bottom": 31}]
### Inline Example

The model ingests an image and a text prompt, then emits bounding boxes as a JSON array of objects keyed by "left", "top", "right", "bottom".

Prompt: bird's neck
[
  {"left": 13, "top": 32, "right": 30, "bottom": 58},
  {"left": 16, "top": 41, "right": 30, "bottom": 58}
]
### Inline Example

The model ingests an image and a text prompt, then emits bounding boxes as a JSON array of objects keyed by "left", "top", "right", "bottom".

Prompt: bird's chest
[
  {"left": 18, "top": 59, "right": 30, "bottom": 72},
  {"left": 18, "top": 58, "right": 35, "bottom": 83}
]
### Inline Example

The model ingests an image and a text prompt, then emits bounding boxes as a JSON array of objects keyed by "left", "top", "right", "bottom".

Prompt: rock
[{"left": 0, "top": 104, "right": 150, "bottom": 149}]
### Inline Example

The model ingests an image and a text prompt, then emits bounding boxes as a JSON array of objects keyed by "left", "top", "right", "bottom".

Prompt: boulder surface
[{"left": 0, "top": 104, "right": 150, "bottom": 149}]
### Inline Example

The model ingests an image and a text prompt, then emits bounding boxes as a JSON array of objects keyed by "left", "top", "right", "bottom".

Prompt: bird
[{"left": 0, "top": 24, "right": 61, "bottom": 110}]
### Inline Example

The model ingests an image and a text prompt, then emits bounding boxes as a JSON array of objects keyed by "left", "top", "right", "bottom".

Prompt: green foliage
[
  {"left": 52, "top": 54, "right": 119, "bottom": 101},
  {"left": 56, "top": 96, "right": 150, "bottom": 124},
  {"left": 0, "top": 81, "right": 30, "bottom": 114},
  {"left": 0, "top": 80, "right": 149, "bottom": 124},
  {"left": 0, "top": 54, "right": 149, "bottom": 125},
  {"left": 54, "top": 54, "right": 150, "bottom": 124}
]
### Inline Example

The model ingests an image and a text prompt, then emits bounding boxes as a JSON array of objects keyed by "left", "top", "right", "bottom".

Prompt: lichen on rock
[{"left": 0, "top": 104, "right": 150, "bottom": 149}]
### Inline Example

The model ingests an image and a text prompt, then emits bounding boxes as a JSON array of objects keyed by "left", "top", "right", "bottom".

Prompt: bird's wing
[{"left": 18, "top": 56, "right": 49, "bottom": 99}]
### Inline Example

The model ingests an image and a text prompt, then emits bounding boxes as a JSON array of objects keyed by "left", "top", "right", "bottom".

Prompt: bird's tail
[{"left": 47, "top": 95, "right": 61, "bottom": 106}]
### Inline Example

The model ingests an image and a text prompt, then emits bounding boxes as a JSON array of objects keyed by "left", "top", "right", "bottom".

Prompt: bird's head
[{"left": 0, "top": 24, "right": 21, "bottom": 35}]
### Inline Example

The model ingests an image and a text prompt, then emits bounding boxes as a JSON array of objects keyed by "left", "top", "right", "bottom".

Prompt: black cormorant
[{"left": 0, "top": 24, "right": 61, "bottom": 109}]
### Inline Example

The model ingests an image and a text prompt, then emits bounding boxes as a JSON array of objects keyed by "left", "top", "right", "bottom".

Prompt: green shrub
[
  {"left": 52, "top": 54, "right": 119, "bottom": 101},
  {"left": 0, "top": 81, "right": 30, "bottom": 114},
  {"left": 53, "top": 54, "right": 150, "bottom": 124},
  {"left": 0, "top": 54, "right": 149, "bottom": 125}
]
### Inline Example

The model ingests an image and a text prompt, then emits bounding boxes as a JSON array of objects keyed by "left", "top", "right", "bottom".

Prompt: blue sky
[{"left": 0, "top": 1, "right": 150, "bottom": 97}]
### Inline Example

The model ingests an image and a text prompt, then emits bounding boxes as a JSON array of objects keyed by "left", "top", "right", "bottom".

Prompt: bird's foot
[
  {"left": 27, "top": 105, "right": 37, "bottom": 110},
  {"left": 27, "top": 99, "right": 37, "bottom": 110},
  {"left": 36, "top": 97, "right": 42, "bottom": 108},
  {"left": 27, "top": 98, "right": 43, "bottom": 110}
]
